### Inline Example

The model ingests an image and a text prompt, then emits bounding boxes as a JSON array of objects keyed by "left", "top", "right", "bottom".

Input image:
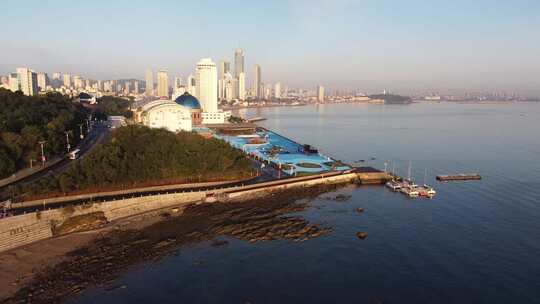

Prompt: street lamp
[
  {"left": 79, "top": 124, "right": 84, "bottom": 139},
  {"left": 38, "top": 140, "right": 46, "bottom": 166},
  {"left": 65, "top": 131, "right": 71, "bottom": 152}
]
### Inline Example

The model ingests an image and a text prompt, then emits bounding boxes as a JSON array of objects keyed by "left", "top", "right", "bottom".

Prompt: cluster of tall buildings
[
  {"left": 144, "top": 48, "right": 266, "bottom": 104},
  {"left": 1, "top": 68, "right": 41, "bottom": 96},
  {"left": 0, "top": 48, "right": 326, "bottom": 103},
  {"left": 0, "top": 68, "right": 145, "bottom": 98}
]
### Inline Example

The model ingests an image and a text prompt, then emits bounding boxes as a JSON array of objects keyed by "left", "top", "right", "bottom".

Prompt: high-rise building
[
  {"left": 145, "top": 69, "right": 154, "bottom": 96},
  {"left": 223, "top": 72, "right": 236, "bottom": 102},
  {"left": 157, "top": 70, "right": 169, "bottom": 98},
  {"left": 253, "top": 64, "right": 261, "bottom": 99},
  {"left": 73, "top": 75, "right": 83, "bottom": 89},
  {"left": 104, "top": 81, "right": 112, "bottom": 92},
  {"left": 52, "top": 72, "right": 61, "bottom": 80},
  {"left": 317, "top": 85, "right": 325, "bottom": 102},
  {"left": 174, "top": 76, "right": 182, "bottom": 89},
  {"left": 37, "top": 73, "right": 48, "bottom": 91},
  {"left": 274, "top": 82, "right": 281, "bottom": 99},
  {"left": 196, "top": 58, "right": 218, "bottom": 112},
  {"left": 187, "top": 74, "right": 196, "bottom": 97},
  {"left": 264, "top": 84, "right": 272, "bottom": 100},
  {"left": 218, "top": 78, "right": 225, "bottom": 100},
  {"left": 97, "top": 80, "right": 103, "bottom": 91},
  {"left": 133, "top": 81, "right": 139, "bottom": 94},
  {"left": 8, "top": 73, "right": 19, "bottom": 92},
  {"left": 234, "top": 48, "right": 244, "bottom": 78},
  {"left": 219, "top": 60, "right": 230, "bottom": 79},
  {"left": 125, "top": 82, "right": 131, "bottom": 94},
  {"left": 16, "top": 68, "right": 38, "bottom": 96},
  {"left": 63, "top": 74, "right": 71, "bottom": 88},
  {"left": 238, "top": 72, "right": 246, "bottom": 100}
]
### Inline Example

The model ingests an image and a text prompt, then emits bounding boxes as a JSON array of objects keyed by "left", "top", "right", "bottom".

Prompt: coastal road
[{"left": 0, "top": 124, "right": 109, "bottom": 200}]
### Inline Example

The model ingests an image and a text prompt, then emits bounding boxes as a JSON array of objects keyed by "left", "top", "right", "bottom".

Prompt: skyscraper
[
  {"left": 238, "top": 72, "right": 246, "bottom": 100},
  {"left": 187, "top": 74, "right": 196, "bottom": 97},
  {"left": 264, "top": 84, "right": 271, "bottom": 100},
  {"left": 63, "top": 74, "right": 71, "bottom": 88},
  {"left": 133, "top": 81, "right": 139, "bottom": 94},
  {"left": 219, "top": 60, "right": 230, "bottom": 79},
  {"left": 157, "top": 70, "right": 169, "bottom": 98},
  {"left": 196, "top": 58, "right": 218, "bottom": 112},
  {"left": 16, "top": 68, "right": 38, "bottom": 96},
  {"left": 37, "top": 73, "right": 48, "bottom": 92},
  {"left": 73, "top": 75, "right": 83, "bottom": 89},
  {"left": 274, "top": 82, "right": 281, "bottom": 99},
  {"left": 317, "top": 85, "right": 325, "bottom": 102},
  {"left": 174, "top": 76, "right": 182, "bottom": 89},
  {"left": 145, "top": 69, "right": 154, "bottom": 96},
  {"left": 223, "top": 72, "right": 236, "bottom": 102},
  {"left": 8, "top": 73, "right": 18, "bottom": 92},
  {"left": 234, "top": 48, "right": 244, "bottom": 78},
  {"left": 253, "top": 64, "right": 261, "bottom": 99}
]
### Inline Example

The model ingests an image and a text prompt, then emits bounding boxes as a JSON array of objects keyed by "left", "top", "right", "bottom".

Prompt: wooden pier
[{"left": 436, "top": 173, "right": 481, "bottom": 181}]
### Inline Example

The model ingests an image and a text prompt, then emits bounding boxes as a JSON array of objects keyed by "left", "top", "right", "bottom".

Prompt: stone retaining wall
[
  {"left": 0, "top": 172, "right": 369, "bottom": 253},
  {"left": 0, "top": 192, "right": 204, "bottom": 253}
]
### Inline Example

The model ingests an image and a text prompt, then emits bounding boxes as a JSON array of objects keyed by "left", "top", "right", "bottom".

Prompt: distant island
[{"left": 368, "top": 94, "right": 413, "bottom": 104}]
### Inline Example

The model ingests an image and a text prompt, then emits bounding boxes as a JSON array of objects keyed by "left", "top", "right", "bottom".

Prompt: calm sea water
[{"left": 72, "top": 102, "right": 540, "bottom": 303}]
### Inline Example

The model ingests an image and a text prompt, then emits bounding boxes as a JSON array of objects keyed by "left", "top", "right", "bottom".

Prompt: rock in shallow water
[{"left": 356, "top": 231, "right": 368, "bottom": 239}]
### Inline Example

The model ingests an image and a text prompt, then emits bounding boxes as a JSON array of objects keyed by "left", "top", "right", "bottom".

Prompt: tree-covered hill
[
  {"left": 0, "top": 89, "right": 88, "bottom": 178},
  {"left": 25, "top": 125, "right": 253, "bottom": 196},
  {"left": 94, "top": 96, "right": 133, "bottom": 120}
]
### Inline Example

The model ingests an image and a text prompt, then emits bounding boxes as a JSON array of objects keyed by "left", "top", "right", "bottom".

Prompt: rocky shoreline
[{"left": 3, "top": 183, "right": 347, "bottom": 304}]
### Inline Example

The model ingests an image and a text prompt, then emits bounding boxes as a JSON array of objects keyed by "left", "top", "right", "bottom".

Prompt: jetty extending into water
[{"left": 436, "top": 173, "right": 482, "bottom": 181}]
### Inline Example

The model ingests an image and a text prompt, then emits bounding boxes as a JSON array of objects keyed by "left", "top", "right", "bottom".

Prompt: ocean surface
[{"left": 71, "top": 102, "right": 540, "bottom": 303}]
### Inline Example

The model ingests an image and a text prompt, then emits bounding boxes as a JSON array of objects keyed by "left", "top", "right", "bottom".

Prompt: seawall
[{"left": 0, "top": 170, "right": 389, "bottom": 253}]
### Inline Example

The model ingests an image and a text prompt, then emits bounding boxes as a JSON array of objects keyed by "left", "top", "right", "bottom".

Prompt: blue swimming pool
[{"left": 215, "top": 129, "right": 350, "bottom": 174}]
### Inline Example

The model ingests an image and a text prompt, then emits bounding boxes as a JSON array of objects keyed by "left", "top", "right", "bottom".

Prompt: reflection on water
[{"left": 9, "top": 186, "right": 339, "bottom": 304}]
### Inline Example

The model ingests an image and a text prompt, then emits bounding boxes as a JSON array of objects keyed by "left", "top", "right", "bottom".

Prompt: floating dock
[
  {"left": 246, "top": 117, "right": 267, "bottom": 122},
  {"left": 436, "top": 173, "right": 481, "bottom": 181}
]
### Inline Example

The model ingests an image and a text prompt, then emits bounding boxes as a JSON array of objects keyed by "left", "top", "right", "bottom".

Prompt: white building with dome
[{"left": 135, "top": 99, "right": 192, "bottom": 132}]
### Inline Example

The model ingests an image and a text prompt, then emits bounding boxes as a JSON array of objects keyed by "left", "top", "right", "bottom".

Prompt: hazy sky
[{"left": 1, "top": 0, "right": 539, "bottom": 95}]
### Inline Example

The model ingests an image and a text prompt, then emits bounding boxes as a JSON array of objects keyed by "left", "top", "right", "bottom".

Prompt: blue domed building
[
  {"left": 175, "top": 92, "right": 201, "bottom": 109},
  {"left": 174, "top": 92, "right": 202, "bottom": 125}
]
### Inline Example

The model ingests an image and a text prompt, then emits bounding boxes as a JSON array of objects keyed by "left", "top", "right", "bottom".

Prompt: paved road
[{"left": 0, "top": 124, "right": 109, "bottom": 200}]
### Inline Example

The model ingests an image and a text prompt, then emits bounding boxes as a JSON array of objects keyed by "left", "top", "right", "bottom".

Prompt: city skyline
[{"left": 1, "top": 0, "right": 539, "bottom": 95}]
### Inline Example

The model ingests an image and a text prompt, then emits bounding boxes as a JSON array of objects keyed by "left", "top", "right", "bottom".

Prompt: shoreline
[{"left": 0, "top": 183, "right": 351, "bottom": 303}]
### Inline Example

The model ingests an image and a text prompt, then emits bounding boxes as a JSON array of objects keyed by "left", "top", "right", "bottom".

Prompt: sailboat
[
  {"left": 417, "top": 168, "right": 437, "bottom": 197},
  {"left": 385, "top": 161, "right": 402, "bottom": 191},
  {"left": 400, "top": 161, "right": 419, "bottom": 197}
]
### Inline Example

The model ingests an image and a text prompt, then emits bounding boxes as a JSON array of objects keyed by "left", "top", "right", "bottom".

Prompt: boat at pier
[
  {"left": 400, "top": 185, "right": 419, "bottom": 197},
  {"left": 416, "top": 185, "right": 436, "bottom": 197},
  {"left": 386, "top": 180, "right": 402, "bottom": 191},
  {"left": 418, "top": 169, "right": 436, "bottom": 197}
]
